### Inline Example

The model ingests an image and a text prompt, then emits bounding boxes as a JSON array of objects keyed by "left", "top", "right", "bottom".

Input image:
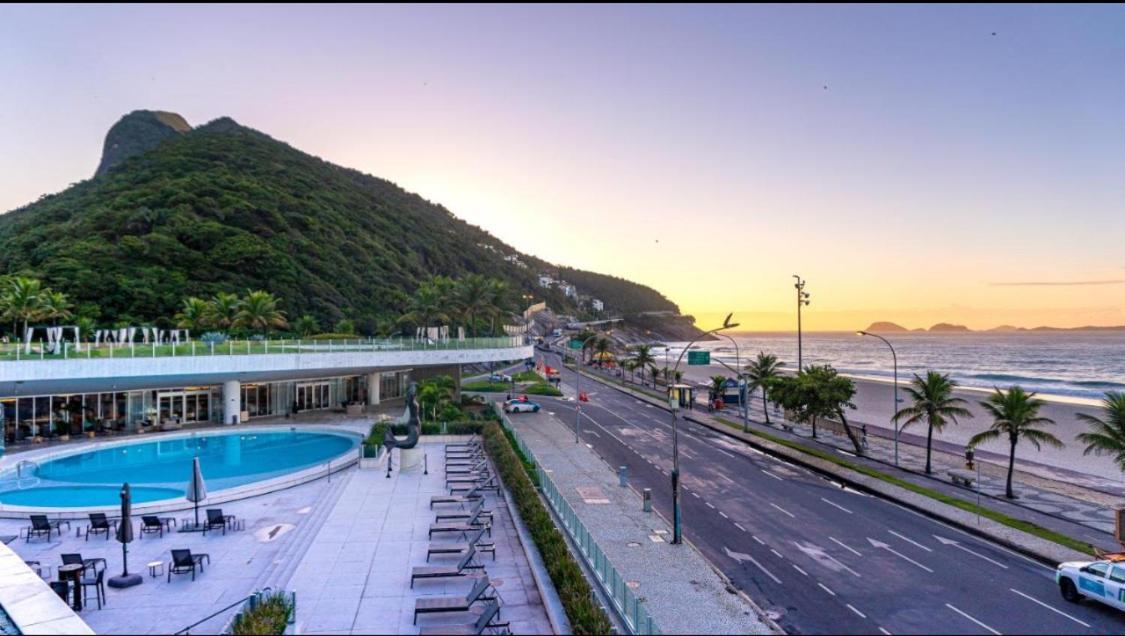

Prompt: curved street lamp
[
  {"left": 716, "top": 333, "right": 748, "bottom": 432},
  {"left": 857, "top": 330, "right": 899, "bottom": 465},
  {"left": 668, "top": 313, "right": 739, "bottom": 545}
]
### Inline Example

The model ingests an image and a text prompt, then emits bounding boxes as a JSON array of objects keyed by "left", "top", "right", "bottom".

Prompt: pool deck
[{"left": 0, "top": 417, "right": 554, "bottom": 634}]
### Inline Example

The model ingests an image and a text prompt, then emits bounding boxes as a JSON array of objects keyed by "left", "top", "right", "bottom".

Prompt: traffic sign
[{"left": 687, "top": 350, "right": 710, "bottom": 365}]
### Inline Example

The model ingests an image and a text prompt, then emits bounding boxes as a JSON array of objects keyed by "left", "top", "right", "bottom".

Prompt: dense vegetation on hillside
[
  {"left": 556, "top": 267, "right": 677, "bottom": 316},
  {"left": 0, "top": 116, "right": 679, "bottom": 331}
]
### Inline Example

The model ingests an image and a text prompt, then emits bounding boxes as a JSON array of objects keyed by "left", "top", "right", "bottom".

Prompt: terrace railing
[
  {"left": 0, "top": 336, "right": 528, "bottom": 362},
  {"left": 500, "top": 412, "right": 660, "bottom": 635}
]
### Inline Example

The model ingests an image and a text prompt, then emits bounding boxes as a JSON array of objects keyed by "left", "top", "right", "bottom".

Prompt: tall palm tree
[
  {"left": 486, "top": 279, "right": 512, "bottom": 335},
  {"left": 2, "top": 277, "right": 44, "bottom": 339},
  {"left": 593, "top": 337, "right": 611, "bottom": 367},
  {"left": 175, "top": 297, "right": 211, "bottom": 332},
  {"left": 648, "top": 364, "right": 661, "bottom": 389},
  {"left": 894, "top": 371, "right": 973, "bottom": 474},
  {"left": 709, "top": 375, "right": 727, "bottom": 404},
  {"left": 745, "top": 352, "right": 785, "bottom": 425},
  {"left": 293, "top": 314, "right": 318, "bottom": 337},
  {"left": 455, "top": 274, "right": 492, "bottom": 337},
  {"left": 233, "top": 290, "right": 288, "bottom": 336},
  {"left": 969, "top": 386, "right": 1063, "bottom": 499},
  {"left": 38, "top": 290, "right": 73, "bottom": 326},
  {"left": 1075, "top": 392, "right": 1125, "bottom": 473},
  {"left": 205, "top": 292, "right": 241, "bottom": 330},
  {"left": 399, "top": 283, "right": 450, "bottom": 332}
]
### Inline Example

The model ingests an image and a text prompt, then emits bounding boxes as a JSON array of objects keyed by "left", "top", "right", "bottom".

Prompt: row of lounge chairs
[
  {"left": 24, "top": 508, "right": 237, "bottom": 544},
  {"left": 413, "top": 438, "right": 510, "bottom": 634}
]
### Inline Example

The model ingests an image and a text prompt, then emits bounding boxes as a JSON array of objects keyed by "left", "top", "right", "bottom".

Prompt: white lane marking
[
  {"left": 723, "top": 546, "right": 782, "bottom": 585},
  {"left": 933, "top": 535, "right": 1008, "bottom": 569},
  {"left": 878, "top": 627, "right": 892, "bottom": 635},
  {"left": 752, "top": 535, "right": 765, "bottom": 545},
  {"left": 837, "top": 449, "right": 856, "bottom": 458},
  {"left": 888, "top": 530, "right": 932, "bottom": 552},
  {"left": 820, "top": 497, "right": 853, "bottom": 514},
  {"left": 761, "top": 470, "right": 784, "bottom": 482},
  {"left": 734, "top": 522, "right": 747, "bottom": 532},
  {"left": 792, "top": 541, "right": 862, "bottom": 578},
  {"left": 691, "top": 491, "right": 701, "bottom": 499},
  {"left": 585, "top": 429, "right": 601, "bottom": 438},
  {"left": 680, "top": 447, "right": 698, "bottom": 459},
  {"left": 829, "top": 536, "right": 863, "bottom": 557},
  {"left": 1009, "top": 588, "right": 1090, "bottom": 628},
  {"left": 885, "top": 500, "right": 1048, "bottom": 571},
  {"left": 713, "top": 447, "right": 737, "bottom": 459},
  {"left": 818, "top": 583, "right": 836, "bottom": 596},
  {"left": 846, "top": 604, "right": 867, "bottom": 619},
  {"left": 705, "top": 502, "right": 716, "bottom": 509},
  {"left": 792, "top": 564, "right": 808, "bottom": 576},
  {"left": 770, "top": 503, "right": 796, "bottom": 519},
  {"left": 719, "top": 511, "right": 729, "bottom": 519},
  {"left": 946, "top": 603, "right": 1001, "bottom": 635},
  {"left": 770, "top": 549, "right": 784, "bottom": 559},
  {"left": 719, "top": 474, "right": 736, "bottom": 485},
  {"left": 868, "top": 538, "right": 933, "bottom": 573}
]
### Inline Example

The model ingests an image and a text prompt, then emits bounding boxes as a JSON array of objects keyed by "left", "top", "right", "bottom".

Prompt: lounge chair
[
  {"left": 445, "top": 447, "right": 483, "bottom": 460},
  {"left": 431, "top": 486, "right": 483, "bottom": 509},
  {"left": 417, "top": 600, "right": 509, "bottom": 636},
  {"left": 202, "top": 509, "right": 228, "bottom": 535},
  {"left": 429, "top": 508, "right": 491, "bottom": 540},
  {"left": 410, "top": 548, "right": 482, "bottom": 588},
  {"left": 445, "top": 440, "right": 481, "bottom": 453},
  {"left": 449, "top": 476, "right": 497, "bottom": 494},
  {"left": 427, "top": 528, "right": 495, "bottom": 562},
  {"left": 168, "top": 549, "right": 210, "bottom": 582},
  {"left": 24, "top": 515, "right": 58, "bottom": 542},
  {"left": 80, "top": 568, "right": 106, "bottom": 609},
  {"left": 446, "top": 460, "right": 487, "bottom": 474},
  {"left": 413, "top": 575, "right": 496, "bottom": 624},
  {"left": 434, "top": 501, "right": 493, "bottom": 523},
  {"left": 140, "top": 516, "right": 166, "bottom": 539},
  {"left": 85, "top": 513, "right": 117, "bottom": 541},
  {"left": 446, "top": 472, "right": 490, "bottom": 488}
]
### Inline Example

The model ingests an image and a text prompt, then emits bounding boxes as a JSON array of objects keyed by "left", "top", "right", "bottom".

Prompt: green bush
[
  {"left": 307, "top": 333, "right": 365, "bottom": 340},
  {"left": 483, "top": 421, "right": 612, "bottom": 634},
  {"left": 522, "top": 383, "right": 563, "bottom": 397},
  {"left": 230, "top": 591, "right": 293, "bottom": 635},
  {"left": 463, "top": 381, "right": 512, "bottom": 392},
  {"left": 513, "top": 370, "right": 542, "bottom": 382}
]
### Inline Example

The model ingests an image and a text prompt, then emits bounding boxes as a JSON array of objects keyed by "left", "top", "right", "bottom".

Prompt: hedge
[
  {"left": 482, "top": 421, "right": 612, "bottom": 635},
  {"left": 230, "top": 591, "right": 293, "bottom": 635}
]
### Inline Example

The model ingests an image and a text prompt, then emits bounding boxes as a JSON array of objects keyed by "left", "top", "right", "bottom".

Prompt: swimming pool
[{"left": 0, "top": 429, "right": 360, "bottom": 509}]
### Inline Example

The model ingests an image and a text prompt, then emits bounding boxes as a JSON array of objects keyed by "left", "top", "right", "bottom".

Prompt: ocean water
[{"left": 669, "top": 331, "right": 1125, "bottom": 401}]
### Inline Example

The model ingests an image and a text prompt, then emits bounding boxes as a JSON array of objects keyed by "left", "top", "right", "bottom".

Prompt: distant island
[{"left": 864, "top": 321, "right": 1125, "bottom": 333}]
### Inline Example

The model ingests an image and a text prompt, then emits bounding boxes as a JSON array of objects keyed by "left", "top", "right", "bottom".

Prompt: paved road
[{"left": 532, "top": 351, "right": 1124, "bottom": 635}]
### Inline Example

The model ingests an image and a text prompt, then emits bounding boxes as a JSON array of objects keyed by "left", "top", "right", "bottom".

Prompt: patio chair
[
  {"left": 85, "top": 513, "right": 117, "bottom": 541},
  {"left": 429, "top": 508, "right": 491, "bottom": 540},
  {"left": 140, "top": 516, "right": 165, "bottom": 539},
  {"left": 449, "top": 476, "right": 497, "bottom": 495},
  {"left": 434, "top": 501, "right": 493, "bottom": 524},
  {"left": 61, "top": 553, "right": 106, "bottom": 575},
  {"left": 446, "top": 471, "right": 491, "bottom": 488},
  {"left": 168, "top": 549, "right": 210, "bottom": 582},
  {"left": 431, "top": 486, "right": 483, "bottom": 509},
  {"left": 80, "top": 567, "right": 106, "bottom": 610},
  {"left": 410, "top": 548, "right": 482, "bottom": 588},
  {"left": 427, "top": 528, "right": 495, "bottom": 562},
  {"left": 446, "top": 460, "right": 487, "bottom": 474},
  {"left": 445, "top": 440, "right": 481, "bottom": 453},
  {"left": 202, "top": 509, "right": 228, "bottom": 535},
  {"left": 25, "top": 515, "right": 57, "bottom": 542},
  {"left": 413, "top": 574, "right": 496, "bottom": 623},
  {"left": 417, "top": 600, "right": 509, "bottom": 636},
  {"left": 49, "top": 581, "right": 70, "bottom": 602},
  {"left": 445, "top": 446, "right": 483, "bottom": 459}
]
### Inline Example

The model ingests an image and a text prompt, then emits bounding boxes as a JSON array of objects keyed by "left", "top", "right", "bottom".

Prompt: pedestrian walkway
[{"left": 503, "top": 409, "right": 775, "bottom": 635}]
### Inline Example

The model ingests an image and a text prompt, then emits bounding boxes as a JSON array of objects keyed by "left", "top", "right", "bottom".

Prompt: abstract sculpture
[{"left": 384, "top": 382, "right": 420, "bottom": 477}]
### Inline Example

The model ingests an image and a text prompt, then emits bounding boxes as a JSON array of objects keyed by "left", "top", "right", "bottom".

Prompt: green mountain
[{"left": 0, "top": 111, "right": 680, "bottom": 331}]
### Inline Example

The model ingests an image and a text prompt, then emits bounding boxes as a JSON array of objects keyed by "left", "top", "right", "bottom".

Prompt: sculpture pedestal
[{"left": 400, "top": 447, "right": 425, "bottom": 473}]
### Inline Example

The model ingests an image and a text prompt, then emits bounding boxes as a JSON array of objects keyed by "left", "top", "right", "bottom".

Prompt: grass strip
[
  {"left": 713, "top": 416, "right": 1095, "bottom": 555},
  {"left": 483, "top": 421, "right": 613, "bottom": 635}
]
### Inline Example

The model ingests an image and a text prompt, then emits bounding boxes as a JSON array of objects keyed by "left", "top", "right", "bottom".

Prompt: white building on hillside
[
  {"left": 591, "top": 299, "right": 604, "bottom": 312},
  {"left": 538, "top": 275, "right": 555, "bottom": 288}
]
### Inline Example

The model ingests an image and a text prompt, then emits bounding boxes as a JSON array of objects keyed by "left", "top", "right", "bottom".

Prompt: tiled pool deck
[{"left": 0, "top": 428, "right": 553, "bottom": 634}]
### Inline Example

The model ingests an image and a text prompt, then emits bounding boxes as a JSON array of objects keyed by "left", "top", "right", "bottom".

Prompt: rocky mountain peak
[{"left": 94, "top": 110, "right": 192, "bottom": 177}]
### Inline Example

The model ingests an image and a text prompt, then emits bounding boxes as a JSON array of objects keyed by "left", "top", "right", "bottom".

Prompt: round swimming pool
[{"left": 0, "top": 429, "right": 360, "bottom": 508}]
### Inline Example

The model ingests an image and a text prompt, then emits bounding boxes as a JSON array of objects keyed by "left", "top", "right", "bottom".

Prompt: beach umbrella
[
  {"left": 108, "top": 483, "right": 141, "bottom": 588},
  {"left": 185, "top": 456, "right": 207, "bottom": 528}
]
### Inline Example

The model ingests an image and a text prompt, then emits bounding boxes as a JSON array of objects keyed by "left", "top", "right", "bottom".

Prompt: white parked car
[
  {"left": 503, "top": 399, "right": 541, "bottom": 414},
  {"left": 489, "top": 373, "right": 512, "bottom": 383},
  {"left": 1056, "top": 558, "right": 1125, "bottom": 611}
]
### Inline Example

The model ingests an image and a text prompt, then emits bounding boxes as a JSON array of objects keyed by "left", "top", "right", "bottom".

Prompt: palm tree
[
  {"left": 455, "top": 274, "right": 491, "bottom": 337},
  {"left": 2, "top": 277, "right": 44, "bottom": 339},
  {"left": 969, "top": 386, "right": 1063, "bottom": 499},
  {"left": 486, "top": 279, "right": 512, "bottom": 335},
  {"left": 205, "top": 292, "right": 241, "bottom": 330},
  {"left": 38, "top": 290, "right": 73, "bottom": 326},
  {"left": 709, "top": 375, "right": 727, "bottom": 405},
  {"left": 648, "top": 364, "right": 661, "bottom": 389},
  {"left": 1075, "top": 392, "right": 1125, "bottom": 473},
  {"left": 894, "top": 371, "right": 973, "bottom": 474},
  {"left": 744, "top": 352, "right": 785, "bottom": 425},
  {"left": 399, "top": 283, "right": 451, "bottom": 332},
  {"left": 175, "top": 297, "right": 211, "bottom": 332},
  {"left": 233, "top": 290, "right": 288, "bottom": 336},
  {"left": 593, "top": 337, "right": 611, "bottom": 367},
  {"left": 631, "top": 344, "right": 656, "bottom": 376},
  {"left": 293, "top": 314, "right": 318, "bottom": 337}
]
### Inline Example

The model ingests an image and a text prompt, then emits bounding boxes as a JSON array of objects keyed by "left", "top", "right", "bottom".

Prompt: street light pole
[
  {"left": 669, "top": 313, "right": 739, "bottom": 545},
  {"left": 718, "top": 333, "right": 747, "bottom": 432},
  {"left": 793, "top": 275, "right": 810, "bottom": 370},
  {"left": 857, "top": 330, "right": 899, "bottom": 466}
]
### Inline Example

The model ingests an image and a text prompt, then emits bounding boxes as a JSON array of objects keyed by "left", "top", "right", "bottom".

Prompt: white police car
[{"left": 1056, "top": 557, "right": 1125, "bottom": 611}]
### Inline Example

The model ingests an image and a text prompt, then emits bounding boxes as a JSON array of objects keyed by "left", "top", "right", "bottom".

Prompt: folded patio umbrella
[
  {"left": 108, "top": 483, "right": 141, "bottom": 587},
  {"left": 185, "top": 456, "right": 207, "bottom": 529}
]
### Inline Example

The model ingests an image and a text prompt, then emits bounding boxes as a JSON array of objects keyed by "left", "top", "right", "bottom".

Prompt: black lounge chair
[
  {"left": 427, "top": 528, "right": 495, "bottom": 562},
  {"left": 85, "top": 513, "right": 116, "bottom": 541},
  {"left": 434, "top": 501, "right": 493, "bottom": 524},
  {"left": 413, "top": 575, "right": 496, "bottom": 624},
  {"left": 446, "top": 471, "right": 490, "bottom": 488},
  {"left": 431, "top": 486, "right": 483, "bottom": 509},
  {"left": 410, "top": 548, "right": 482, "bottom": 588},
  {"left": 168, "top": 549, "right": 210, "bottom": 582},
  {"left": 25, "top": 515, "right": 58, "bottom": 542},
  {"left": 417, "top": 600, "right": 508, "bottom": 636},
  {"left": 202, "top": 509, "right": 228, "bottom": 535},
  {"left": 429, "top": 508, "right": 491, "bottom": 540},
  {"left": 446, "top": 460, "right": 487, "bottom": 474},
  {"left": 140, "top": 516, "right": 166, "bottom": 539},
  {"left": 80, "top": 567, "right": 106, "bottom": 609},
  {"left": 61, "top": 553, "right": 106, "bottom": 575},
  {"left": 445, "top": 447, "right": 484, "bottom": 460},
  {"left": 449, "top": 476, "right": 497, "bottom": 494},
  {"left": 445, "top": 440, "right": 481, "bottom": 454}
]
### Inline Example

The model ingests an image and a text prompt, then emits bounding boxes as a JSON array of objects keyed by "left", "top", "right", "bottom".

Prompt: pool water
[{"left": 0, "top": 430, "right": 357, "bottom": 508}]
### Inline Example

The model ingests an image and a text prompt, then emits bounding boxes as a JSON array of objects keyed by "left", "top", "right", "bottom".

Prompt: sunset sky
[{"left": 2, "top": 4, "right": 1123, "bottom": 331}]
